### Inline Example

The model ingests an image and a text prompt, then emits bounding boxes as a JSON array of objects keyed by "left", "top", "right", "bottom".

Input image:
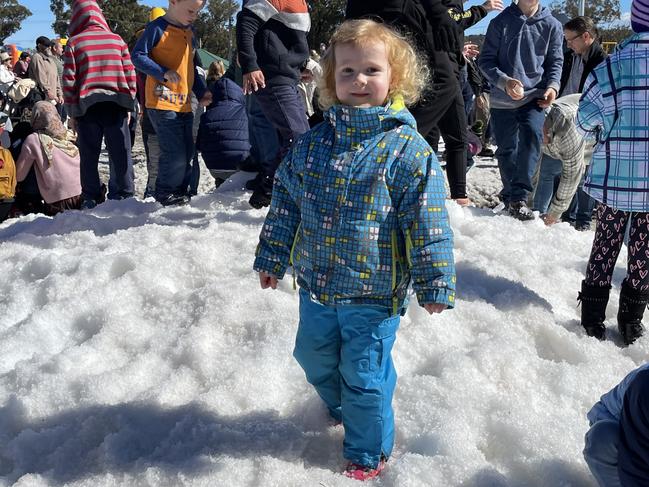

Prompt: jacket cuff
[
  {"left": 547, "top": 82, "right": 560, "bottom": 94},
  {"left": 253, "top": 256, "right": 287, "bottom": 279},
  {"left": 496, "top": 75, "right": 512, "bottom": 92},
  {"left": 241, "top": 61, "right": 261, "bottom": 76},
  {"left": 416, "top": 287, "right": 456, "bottom": 309},
  {"left": 547, "top": 205, "right": 564, "bottom": 220}
]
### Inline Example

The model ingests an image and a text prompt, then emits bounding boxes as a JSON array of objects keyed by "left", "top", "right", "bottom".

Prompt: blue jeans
[
  {"left": 294, "top": 289, "right": 400, "bottom": 468},
  {"left": 188, "top": 149, "right": 200, "bottom": 196},
  {"left": 564, "top": 170, "right": 595, "bottom": 225},
  {"left": 253, "top": 84, "right": 309, "bottom": 177},
  {"left": 460, "top": 66, "right": 474, "bottom": 122},
  {"left": 76, "top": 102, "right": 134, "bottom": 202},
  {"left": 146, "top": 109, "right": 194, "bottom": 201},
  {"left": 141, "top": 108, "right": 159, "bottom": 198},
  {"left": 584, "top": 420, "right": 621, "bottom": 487},
  {"left": 491, "top": 102, "right": 545, "bottom": 203},
  {"left": 532, "top": 154, "right": 562, "bottom": 213},
  {"left": 247, "top": 93, "right": 279, "bottom": 167}
]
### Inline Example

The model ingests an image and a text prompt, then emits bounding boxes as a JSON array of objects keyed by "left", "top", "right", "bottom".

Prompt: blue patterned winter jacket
[{"left": 253, "top": 99, "right": 456, "bottom": 313}]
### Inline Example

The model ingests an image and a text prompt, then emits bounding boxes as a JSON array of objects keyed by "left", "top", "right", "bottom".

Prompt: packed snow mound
[{"left": 0, "top": 166, "right": 645, "bottom": 486}]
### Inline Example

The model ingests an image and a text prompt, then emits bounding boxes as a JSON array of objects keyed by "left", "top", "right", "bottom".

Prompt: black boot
[
  {"left": 249, "top": 175, "right": 273, "bottom": 209},
  {"left": 618, "top": 279, "right": 649, "bottom": 345},
  {"left": 578, "top": 281, "right": 611, "bottom": 340}
]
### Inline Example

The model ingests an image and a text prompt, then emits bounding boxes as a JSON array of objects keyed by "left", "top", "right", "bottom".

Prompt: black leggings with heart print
[{"left": 585, "top": 204, "right": 649, "bottom": 291}]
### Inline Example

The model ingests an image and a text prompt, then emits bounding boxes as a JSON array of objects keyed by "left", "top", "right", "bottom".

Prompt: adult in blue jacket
[{"left": 196, "top": 77, "right": 251, "bottom": 188}]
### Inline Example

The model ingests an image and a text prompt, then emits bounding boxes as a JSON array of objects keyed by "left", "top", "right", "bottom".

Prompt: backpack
[{"left": 0, "top": 147, "right": 16, "bottom": 201}]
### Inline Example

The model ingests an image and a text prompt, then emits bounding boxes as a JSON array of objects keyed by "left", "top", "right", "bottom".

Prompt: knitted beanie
[{"left": 632, "top": 0, "right": 649, "bottom": 33}]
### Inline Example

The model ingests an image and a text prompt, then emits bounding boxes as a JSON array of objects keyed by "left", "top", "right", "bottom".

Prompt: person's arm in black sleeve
[
  {"left": 419, "top": 0, "right": 461, "bottom": 52},
  {"left": 236, "top": 9, "right": 264, "bottom": 75},
  {"left": 467, "top": 59, "right": 483, "bottom": 97},
  {"left": 453, "top": 5, "right": 488, "bottom": 30}
]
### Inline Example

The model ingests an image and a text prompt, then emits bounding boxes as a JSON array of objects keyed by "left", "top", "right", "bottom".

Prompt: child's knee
[{"left": 584, "top": 420, "right": 620, "bottom": 462}]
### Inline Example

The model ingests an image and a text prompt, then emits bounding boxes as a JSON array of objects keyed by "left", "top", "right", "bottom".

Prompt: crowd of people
[{"left": 0, "top": 0, "right": 649, "bottom": 484}]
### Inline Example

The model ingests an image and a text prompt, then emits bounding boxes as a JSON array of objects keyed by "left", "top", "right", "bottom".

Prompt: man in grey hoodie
[{"left": 478, "top": 0, "right": 563, "bottom": 220}]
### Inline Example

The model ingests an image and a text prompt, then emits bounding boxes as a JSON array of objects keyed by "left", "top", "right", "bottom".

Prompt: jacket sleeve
[
  {"left": 396, "top": 144, "right": 456, "bottom": 308},
  {"left": 253, "top": 148, "right": 302, "bottom": 278},
  {"left": 542, "top": 24, "right": 564, "bottom": 93},
  {"left": 15, "top": 136, "right": 36, "bottom": 182},
  {"left": 236, "top": 9, "right": 264, "bottom": 75},
  {"left": 192, "top": 51, "right": 207, "bottom": 100},
  {"left": 62, "top": 46, "right": 77, "bottom": 108},
  {"left": 121, "top": 42, "right": 137, "bottom": 99},
  {"left": 131, "top": 22, "right": 167, "bottom": 82},
  {"left": 576, "top": 72, "right": 605, "bottom": 139},
  {"left": 449, "top": 5, "right": 487, "bottom": 30},
  {"left": 477, "top": 18, "right": 510, "bottom": 92},
  {"left": 547, "top": 136, "right": 585, "bottom": 220}
]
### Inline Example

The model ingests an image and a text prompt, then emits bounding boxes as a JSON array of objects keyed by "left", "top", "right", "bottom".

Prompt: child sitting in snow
[
  {"left": 253, "top": 19, "right": 455, "bottom": 481},
  {"left": 584, "top": 363, "right": 649, "bottom": 486},
  {"left": 196, "top": 61, "right": 250, "bottom": 189}
]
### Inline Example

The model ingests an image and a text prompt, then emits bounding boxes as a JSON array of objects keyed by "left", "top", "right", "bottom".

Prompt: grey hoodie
[{"left": 478, "top": 2, "right": 563, "bottom": 109}]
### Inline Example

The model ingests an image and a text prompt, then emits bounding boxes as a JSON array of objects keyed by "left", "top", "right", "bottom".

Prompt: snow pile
[{"left": 0, "top": 161, "right": 645, "bottom": 486}]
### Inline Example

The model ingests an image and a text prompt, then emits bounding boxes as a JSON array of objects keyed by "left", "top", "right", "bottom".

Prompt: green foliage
[
  {"left": 50, "top": 0, "right": 149, "bottom": 43},
  {"left": 194, "top": 0, "right": 239, "bottom": 60},
  {"left": 550, "top": 0, "right": 621, "bottom": 25},
  {"left": 599, "top": 25, "right": 633, "bottom": 47},
  {"left": 0, "top": 0, "right": 31, "bottom": 43},
  {"left": 307, "top": 0, "right": 345, "bottom": 50}
]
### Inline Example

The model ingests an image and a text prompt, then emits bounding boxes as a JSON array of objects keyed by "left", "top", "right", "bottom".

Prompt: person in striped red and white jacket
[{"left": 63, "top": 0, "right": 137, "bottom": 208}]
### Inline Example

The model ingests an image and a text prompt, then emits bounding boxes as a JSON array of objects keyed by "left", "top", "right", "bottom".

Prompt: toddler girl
[{"left": 254, "top": 19, "right": 456, "bottom": 480}]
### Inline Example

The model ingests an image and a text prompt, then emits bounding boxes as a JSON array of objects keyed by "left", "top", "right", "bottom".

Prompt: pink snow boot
[{"left": 343, "top": 459, "right": 385, "bottom": 481}]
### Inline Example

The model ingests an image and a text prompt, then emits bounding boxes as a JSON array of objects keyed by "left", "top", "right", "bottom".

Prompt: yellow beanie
[{"left": 149, "top": 7, "right": 166, "bottom": 22}]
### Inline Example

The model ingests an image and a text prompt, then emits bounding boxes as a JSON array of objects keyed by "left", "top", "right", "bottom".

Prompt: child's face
[
  {"left": 168, "top": 0, "right": 204, "bottom": 26},
  {"left": 334, "top": 41, "right": 391, "bottom": 108}
]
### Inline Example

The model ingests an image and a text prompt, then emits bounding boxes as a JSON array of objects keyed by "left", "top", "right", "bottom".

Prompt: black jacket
[
  {"left": 446, "top": 0, "right": 488, "bottom": 71},
  {"left": 236, "top": 6, "right": 310, "bottom": 87},
  {"left": 559, "top": 40, "right": 607, "bottom": 96},
  {"left": 346, "top": 0, "right": 438, "bottom": 55},
  {"left": 345, "top": 0, "right": 457, "bottom": 84}
]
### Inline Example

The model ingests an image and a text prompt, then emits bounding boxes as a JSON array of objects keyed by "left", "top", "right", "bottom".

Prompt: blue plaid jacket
[
  {"left": 253, "top": 99, "right": 456, "bottom": 312},
  {"left": 577, "top": 32, "right": 649, "bottom": 211}
]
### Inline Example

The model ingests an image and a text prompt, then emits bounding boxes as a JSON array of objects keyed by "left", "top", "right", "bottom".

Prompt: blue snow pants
[{"left": 294, "top": 288, "right": 400, "bottom": 468}]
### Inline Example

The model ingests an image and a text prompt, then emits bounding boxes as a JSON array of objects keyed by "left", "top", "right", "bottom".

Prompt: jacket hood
[
  {"left": 69, "top": 0, "right": 110, "bottom": 37},
  {"left": 207, "top": 78, "right": 245, "bottom": 108},
  {"left": 324, "top": 97, "right": 417, "bottom": 139},
  {"left": 507, "top": 2, "right": 552, "bottom": 23}
]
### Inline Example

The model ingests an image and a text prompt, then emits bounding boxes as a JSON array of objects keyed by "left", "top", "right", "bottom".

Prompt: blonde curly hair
[{"left": 318, "top": 19, "right": 429, "bottom": 110}]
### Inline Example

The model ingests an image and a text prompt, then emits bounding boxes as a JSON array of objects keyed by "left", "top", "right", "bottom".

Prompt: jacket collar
[
  {"left": 582, "top": 40, "right": 603, "bottom": 63},
  {"left": 324, "top": 96, "right": 417, "bottom": 143}
]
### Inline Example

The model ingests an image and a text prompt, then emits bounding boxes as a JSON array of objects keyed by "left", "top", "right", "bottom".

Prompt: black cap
[{"left": 36, "top": 36, "right": 52, "bottom": 47}]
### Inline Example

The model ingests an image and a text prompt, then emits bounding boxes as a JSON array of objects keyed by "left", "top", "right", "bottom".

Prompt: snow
[{"left": 0, "top": 149, "right": 645, "bottom": 486}]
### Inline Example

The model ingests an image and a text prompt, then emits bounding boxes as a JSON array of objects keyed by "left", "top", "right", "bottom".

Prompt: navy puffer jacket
[{"left": 196, "top": 78, "right": 250, "bottom": 170}]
